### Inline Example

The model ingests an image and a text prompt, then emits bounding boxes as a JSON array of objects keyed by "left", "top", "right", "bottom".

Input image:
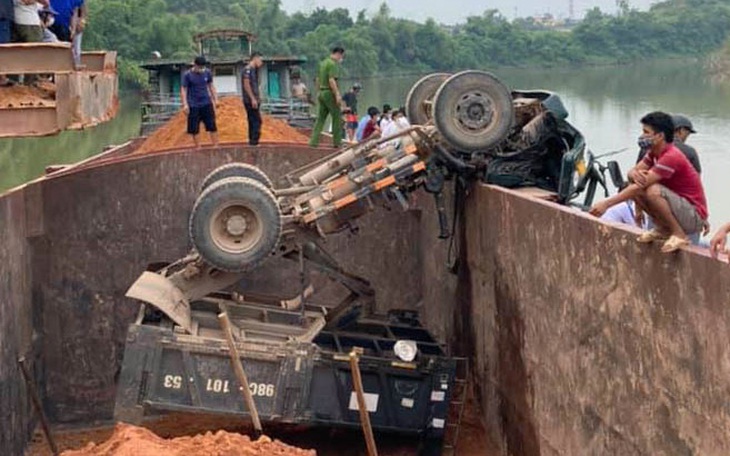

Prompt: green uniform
[{"left": 309, "top": 57, "right": 343, "bottom": 148}]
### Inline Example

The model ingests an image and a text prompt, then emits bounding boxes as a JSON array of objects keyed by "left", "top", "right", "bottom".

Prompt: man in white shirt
[
  {"left": 13, "top": 0, "right": 46, "bottom": 42},
  {"left": 13, "top": 0, "right": 47, "bottom": 84}
]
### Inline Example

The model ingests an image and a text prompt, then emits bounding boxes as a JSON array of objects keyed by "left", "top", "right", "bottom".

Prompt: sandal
[
  {"left": 661, "top": 235, "right": 690, "bottom": 253},
  {"left": 637, "top": 230, "right": 669, "bottom": 243}
]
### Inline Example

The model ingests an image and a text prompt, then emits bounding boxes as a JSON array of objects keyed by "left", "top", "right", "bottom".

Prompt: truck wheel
[
  {"left": 200, "top": 163, "right": 273, "bottom": 192},
  {"left": 189, "top": 177, "right": 282, "bottom": 273},
  {"left": 433, "top": 70, "right": 514, "bottom": 152},
  {"left": 405, "top": 73, "right": 451, "bottom": 125}
]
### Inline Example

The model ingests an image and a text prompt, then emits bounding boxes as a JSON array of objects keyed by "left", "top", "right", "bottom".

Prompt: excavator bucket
[{"left": 0, "top": 43, "right": 118, "bottom": 138}]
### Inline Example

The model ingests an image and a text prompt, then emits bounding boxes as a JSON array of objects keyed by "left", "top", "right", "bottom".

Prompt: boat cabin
[{"left": 140, "top": 30, "right": 309, "bottom": 134}]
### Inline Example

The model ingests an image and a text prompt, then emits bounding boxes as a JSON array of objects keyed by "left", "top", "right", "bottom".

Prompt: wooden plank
[{"left": 219, "top": 312, "right": 264, "bottom": 436}]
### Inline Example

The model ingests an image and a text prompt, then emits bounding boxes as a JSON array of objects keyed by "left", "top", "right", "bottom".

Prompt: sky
[{"left": 279, "top": 0, "right": 657, "bottom": 23}]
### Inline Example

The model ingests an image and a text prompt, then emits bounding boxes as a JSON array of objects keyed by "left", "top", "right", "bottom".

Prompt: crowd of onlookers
[{"left": 0, "top": 0, "right": 86, "bottom": 86}]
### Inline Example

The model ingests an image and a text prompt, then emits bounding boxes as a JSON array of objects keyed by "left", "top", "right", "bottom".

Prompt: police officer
[{"left": 309, "top": 46, "right": 345, "bottom": 148}]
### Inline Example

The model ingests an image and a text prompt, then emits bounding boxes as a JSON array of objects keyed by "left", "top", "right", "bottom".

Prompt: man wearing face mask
[
  {"left": 590, "top": 111, "right": 708, "bottom": 253},
  {"left": 637, "top": 114, "right": 700, "bottom": 174}
]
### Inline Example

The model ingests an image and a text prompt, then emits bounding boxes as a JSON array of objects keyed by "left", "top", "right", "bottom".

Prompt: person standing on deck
[
  {"left": 590, "top": 111, "right": 708, "bottom": 253},
  {"left": 181, "top": 56, "right": 219, "bottom": 149},
  {"left": 309, "top": 46, "right": 345, "bottom": 148},
  {"left": 49, "top": 0, "right": 84, "bottom": 66},
  {"left": 13, "top": 0, "right": 48, "bottom": 85},
  {"left": 39, "top": 6, "right": 58, "bottom": 42},
  {"left": 242, "top": 51, "right": 264, "bottom": 146},
  {"left": 342, "top": 83, "right": 361, "bottom": 116},
  {"left": 0, "top": 0, "right": 13, "bottom": 87}
]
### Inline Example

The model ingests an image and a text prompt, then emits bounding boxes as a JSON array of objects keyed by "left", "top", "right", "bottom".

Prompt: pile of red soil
[
  {"left": 135, "top": 97, "right": 309, "bottom": 154},
  {"left": 61, "top": 423, "right": 317, "bottom": 456},
  {"left": 0, "top": 82, "right": 56, "bottom": 108}
]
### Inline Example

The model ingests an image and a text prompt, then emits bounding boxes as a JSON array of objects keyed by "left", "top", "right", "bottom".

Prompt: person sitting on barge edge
[{"left": 589, "top": 111, "right": 708, "bottom": 253}]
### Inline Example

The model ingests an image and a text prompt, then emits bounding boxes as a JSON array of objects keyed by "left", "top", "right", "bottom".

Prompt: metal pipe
[{"left": 297, "top": 127, "right": 429, "bottom": 186}]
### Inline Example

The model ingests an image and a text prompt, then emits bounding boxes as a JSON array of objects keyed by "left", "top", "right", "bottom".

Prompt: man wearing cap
[
  {"left": 48, "top": 0, "right": 84, "bottom": 64},
  {"left": 39, "top": 6, "right": 58, "bottom": 42},
  {"left": 309, "top": 46, "right": 345, "bottom": 148},
  {"left": 181, "top": 56, "right": 219, "bottom": 149},
  {"left": 671, "top": 114, "right": 701, "bottom": 174}
]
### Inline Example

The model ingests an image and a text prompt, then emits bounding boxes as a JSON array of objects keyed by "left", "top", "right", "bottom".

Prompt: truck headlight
[{"left": 394, "top": 340, "right": 418, "bottom": 362}]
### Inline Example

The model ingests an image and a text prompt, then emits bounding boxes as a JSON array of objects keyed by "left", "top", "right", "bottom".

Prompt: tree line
[{"left": 82, "top": 0, "right": 730, "bottom": 87}]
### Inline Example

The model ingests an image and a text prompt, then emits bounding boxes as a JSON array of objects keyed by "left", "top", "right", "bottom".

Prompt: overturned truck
[{"left": 115, "top": 71, "right": 603, "bottom": 454}]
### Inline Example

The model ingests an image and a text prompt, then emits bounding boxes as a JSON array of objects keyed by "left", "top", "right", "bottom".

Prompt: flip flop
[
  {"left": 661, "top": 235, "right": 690, "bottom": 253},
  {"left": 637, "top": 230, "right": 669, "bottom": 243}
]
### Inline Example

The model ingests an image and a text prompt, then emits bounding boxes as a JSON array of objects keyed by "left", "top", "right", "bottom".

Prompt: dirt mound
[
  {"left": 0, "top": 82, "right": 56, "bottom": 108},
  {"left": 136, "top": 97, "right": 309, "bottom": 154},
  {"left": 60, "top": 423, "right": 317, "bottom": 456}
]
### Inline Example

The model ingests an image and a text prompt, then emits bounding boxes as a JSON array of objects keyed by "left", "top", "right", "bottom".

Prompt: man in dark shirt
[
  {"left": 671, "top": 114, "right": 701, "bottom": 173},
  {"left": 242, "top": 51, "right": 264, "bottom": 146},
  {"left": 342, "top": 83, "right": 361, "bottom": 116},
  {"left": 181, "top": 56, "right": 219, "bottom": 149}
]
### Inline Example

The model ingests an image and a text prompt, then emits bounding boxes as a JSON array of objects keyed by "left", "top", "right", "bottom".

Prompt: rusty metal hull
[
  {"left": 5, "top": 139, "right": 727, "bottom": 455},
  {"left": 0, "top": 142, "right": 452, "bottom": 453},
  {"left": 0, "top": 46, "right": 118, "bottom": 138}
]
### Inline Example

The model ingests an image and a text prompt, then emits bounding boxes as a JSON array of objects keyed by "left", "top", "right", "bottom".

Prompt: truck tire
[
  {"left": 200, "top": 163, "right": 274, "bottom": 192},
  {"left": 433, "top": 70, "right": 514, "bottom": 152},
  {"left": 405, "top": 73, "right": 451, "bottom": 126},
  {"left": 189, "top": 177, "right": 282, "bottom": 273}
]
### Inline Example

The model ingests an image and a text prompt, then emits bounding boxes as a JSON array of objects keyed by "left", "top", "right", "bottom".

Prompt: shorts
[
  {"left": 346, "top": 121, "right": 358, "bottom": 129},
  {"left": 187, "top": 104, "right": 217, "bottom": 135},
  {"left": 12, "top": 23, "right": 42, "bottom": 43},
  {"left": 659, "top": 185, "right": 704, "bottom": 234}
]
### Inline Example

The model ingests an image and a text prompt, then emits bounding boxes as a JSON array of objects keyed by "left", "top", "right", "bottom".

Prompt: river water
[{"left": 1, "top": 60, "right": 727, "bottom": 228}]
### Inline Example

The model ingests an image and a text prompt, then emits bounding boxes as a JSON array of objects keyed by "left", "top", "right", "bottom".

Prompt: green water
[
  {"left": 2, "top": 61, "right": 728, "bottom": 228},
  {"left": 0, "top": 92, "right": 141, "bottom": 193}
]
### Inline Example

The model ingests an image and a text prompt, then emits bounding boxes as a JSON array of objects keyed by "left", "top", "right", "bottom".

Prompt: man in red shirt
[
  {"left": 590, "top": 111, "right": 708, "bottom": 253},
  {"left": 361, "top": 106, "right": 381, "bottom": 141}
]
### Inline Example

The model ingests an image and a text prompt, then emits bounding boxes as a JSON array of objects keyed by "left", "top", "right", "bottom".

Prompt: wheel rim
[
  {"left": 454, "top": 91, "right": 495, "bottom": 134},
  {"left": 209, "top": 201, "right": 264, "bottom": 255}
]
